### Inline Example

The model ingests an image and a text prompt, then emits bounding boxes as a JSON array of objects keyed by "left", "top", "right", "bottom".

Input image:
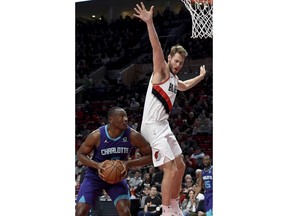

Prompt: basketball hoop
[{"left": 181, "top": 0, "right": 213, "bottom": 39}]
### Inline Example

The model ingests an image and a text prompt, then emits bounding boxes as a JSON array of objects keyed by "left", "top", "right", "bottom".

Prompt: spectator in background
[
  {"left": 181, "top": 189, "right": 205, "bottom": 216},
  {"left": 178, "top": 119, "right": 192, "bottom": 136},
  {"left": 183, "top": 178, "right": 193, "bottom": 190},
  {"left": 174, "top": 114, "right": 184, "bottom": 127},
  {"left": 152, "top": 168, "right": 163, "bottom": 192},
  {"left": 137, "top": 185, "right": 162, "bottom": 216},
  {"left": 139, "top": 186, "right": 151, "bottom": 209},
  {"left": 83, "top": 100, "right": 93, "bottom": 116},
  {"left": 116, "top": 95, "right": 125, "bottom": 107},
  {"left": 80, "top": 124, "right": 90, "bottom": 139},
  {"left": 183, "top": 174, "right": 193, "bottom": 186},
  {"left": 190, "top": 147, "right": 205, "bottom": 168},
  {"left": 76, "top": 106, "right": 84, "bottom": 123},
  {"left": 191, "top": 147, "right": 204, "bottom": 160},
  {"left": 187, "top": 111, "right": 196, "bottom": 126},
  {"left": 191, "top": 183, "right": 205, "bottom": 202},
  {"left": 138, "top": 173, "right": 155, "bottom": 195},
  {"left": 183, "top": 153, "right": 195, "bottom": 173},
  {"left": 179, "top": 140, "right": 189, "bottom": 155},
  {"left": 129, "top": 149, "right": 144, "bottom": 172},
  {"left": 75, "top": 160, "right": 84, "bottom": 178},
  {"left": 130, "top": 98, "right": 141, "bottom": 112},
  {"left": 148, "top": 165, "right": 157, "bottom": 180},
  {"left": 129, "top": 170, "right": 143, "bottom": 197},
  {"left": 171, "top": 102, "right": 182, "bottom": 116},
  {"left": 131, "top": 122, "right": 139, "bottom": 131},
  {"left": 197, "top": 110, "right": 212, "bottom": 134}
]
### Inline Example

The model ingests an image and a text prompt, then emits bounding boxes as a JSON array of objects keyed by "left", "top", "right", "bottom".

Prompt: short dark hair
[
  {"left": 107, "top": 106, "right": 122, "bottom": 118},
  {"left": 151, "top": 185, "right": 158, "bottom": 190}
]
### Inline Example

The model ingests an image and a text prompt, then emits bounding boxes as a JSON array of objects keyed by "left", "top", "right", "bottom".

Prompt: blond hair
[{"left": 170, "top": 44, "right": 188, "bottom": 58}]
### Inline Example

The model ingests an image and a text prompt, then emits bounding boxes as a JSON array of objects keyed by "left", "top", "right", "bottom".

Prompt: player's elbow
[{"left": 178, "top": 83, "right": 189, "bottom": 92}]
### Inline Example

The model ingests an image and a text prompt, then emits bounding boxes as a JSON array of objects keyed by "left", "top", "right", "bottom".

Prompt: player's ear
[
  {"left": 168, "top": 54, "right": 171, "bottom": 61},
  {"left": 109, "top": 116, "right": 113, "bottom": 123}
]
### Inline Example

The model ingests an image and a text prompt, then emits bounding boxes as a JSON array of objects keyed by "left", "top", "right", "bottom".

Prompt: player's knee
[
  {"left": 164, "top": 163, "right": 177, "bottom": 178},
  {"left": 176, "top": 155, "right": 186, "bottom": 171},
  {"left": 116, "top": 200, "right": 131, "bottom": 216},
  {"left": 75, "top": 204, "right": 90, "bottom": 216},
  {"left": 123, "top": 206, "right": 131, "bottom": 215},
  {"left": 117, "top": 206, "right": 131, "bottom": 216},
  {"left": 179, "top": 158, "right": 186, "bottom": 171},
  {"left": 197, "top": 211, "right": 205, "bottom": 216},
  {"left": 75, "top": 209, "right": 87, "bottom": 216}
]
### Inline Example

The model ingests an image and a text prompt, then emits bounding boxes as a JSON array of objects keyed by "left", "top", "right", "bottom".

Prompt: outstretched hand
[
  {"left": 200, "top": 65, "right": 206, "bottom": 77},
  {"left": 133, "top": 2, "right": 154, "bottom": 23}
]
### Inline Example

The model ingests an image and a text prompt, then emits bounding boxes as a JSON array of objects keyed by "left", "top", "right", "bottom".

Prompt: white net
[{"left": 181, "top": 0, "right": 213, "bottom": 39}]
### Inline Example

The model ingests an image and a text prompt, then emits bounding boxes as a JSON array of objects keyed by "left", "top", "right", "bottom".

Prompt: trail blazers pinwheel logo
[{"left": 154, "top": 150, "right": 161, "bottom": 161}]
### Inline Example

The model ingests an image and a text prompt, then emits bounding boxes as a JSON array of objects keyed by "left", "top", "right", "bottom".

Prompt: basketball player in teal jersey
[
  {"left": 75, "top": 106, "right": 152, "bottom": 216},
  {"left": 194, "top": 155, "right": 213, "bottom": 216},
  {"left": 133, "top": 2, "right": 206, "bottom": 216}
]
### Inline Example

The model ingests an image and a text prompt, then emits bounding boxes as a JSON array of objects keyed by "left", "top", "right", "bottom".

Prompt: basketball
[{"left": 100, "top": 160, "right": 126, "bottom": 184}]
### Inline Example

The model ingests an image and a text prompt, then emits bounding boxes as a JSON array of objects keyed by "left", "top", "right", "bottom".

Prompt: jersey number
[{"left": 204, "top": 181, "right": 211, "bottom": 189}]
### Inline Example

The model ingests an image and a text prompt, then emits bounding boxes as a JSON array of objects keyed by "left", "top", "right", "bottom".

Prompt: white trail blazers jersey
[{"left": 142, "top": 73, "right": 178, "bottom": 124}]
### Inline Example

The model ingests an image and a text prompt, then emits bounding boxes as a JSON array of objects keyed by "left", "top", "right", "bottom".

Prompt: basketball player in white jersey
[{"left": 133, "top": 2, "right": 206, "bottom": 216}]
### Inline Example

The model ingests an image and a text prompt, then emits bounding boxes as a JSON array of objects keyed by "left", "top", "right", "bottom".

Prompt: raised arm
[
  {"left": 177, "top": 65, "right": 206, "bottom": 91},
  {"left": 133, "top": 2, "right": 166, "bottom": 79},
  {"left": 126, "top": 128, "right": 152, "bottom": 168}
]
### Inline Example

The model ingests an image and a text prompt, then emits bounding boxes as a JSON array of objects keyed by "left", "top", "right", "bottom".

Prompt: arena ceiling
[{"left": 76, "top": 0, "right": 184, "bottom": 21}]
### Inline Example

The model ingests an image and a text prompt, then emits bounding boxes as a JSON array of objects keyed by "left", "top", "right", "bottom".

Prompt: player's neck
[
  {"left": 107, "top": 124, "right": 123, "bottom": 138},
  {"left": 204, "top": 165, "right": 212, "bottom": 171},
  {"left": 167, "top": 64, "right": 176, "bottom": 76}
]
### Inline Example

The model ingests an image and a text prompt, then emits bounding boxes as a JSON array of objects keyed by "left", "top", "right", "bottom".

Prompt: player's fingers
[
  {"left": 99, "top": 160, "right": 108, "bottom": 170},
  {"left": 134, "top": 7, "right": 140, "bottom": 14},
  {"left": 136, "top": 4, "right": 142, "bottom": 11},
  {"left": 121, "top": 169, "right": 127, "bottom": 175},
  {"left": 98, "top": 168, "right": 106, "bottom": 180},
  {"left": 99, "top": 174, "right": 106, "bottom": 181},
  {"left": 150, "top": 5, "right": 154, "bottom": 12},
  {"left": 119, "top": 160, "right": 127, "bottom": 174},
  {"left": 140, "top": 2, "right": 146, "bottom": 10},
  {"left": 121, "top": 169, "right": 128, "bottom": 181}
]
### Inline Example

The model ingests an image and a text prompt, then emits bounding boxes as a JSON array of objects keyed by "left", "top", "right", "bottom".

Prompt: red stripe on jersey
[{"left": 153, "top": 85, "right": 173, "bottom": 113}]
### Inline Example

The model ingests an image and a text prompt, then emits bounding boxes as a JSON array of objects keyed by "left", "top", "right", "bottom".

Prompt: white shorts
[{"left": 141, "top": 120, "right": 182, "bottom": 167}]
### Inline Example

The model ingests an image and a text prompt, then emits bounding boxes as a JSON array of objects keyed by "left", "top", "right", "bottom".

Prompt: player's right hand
[
  {"left": 133, "top": 2, "right": 154, "bottom": 23},
  {"left": 118, "top": 160, "right": 128, "bottom": 180},
  {"left": 97, "top": 160, "right": 106, "bottom": 180}
]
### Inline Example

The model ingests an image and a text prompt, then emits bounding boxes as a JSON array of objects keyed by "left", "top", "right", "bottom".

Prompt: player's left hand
[{"left": 200, "top": 65, "right": 206, "bottom": 77}]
